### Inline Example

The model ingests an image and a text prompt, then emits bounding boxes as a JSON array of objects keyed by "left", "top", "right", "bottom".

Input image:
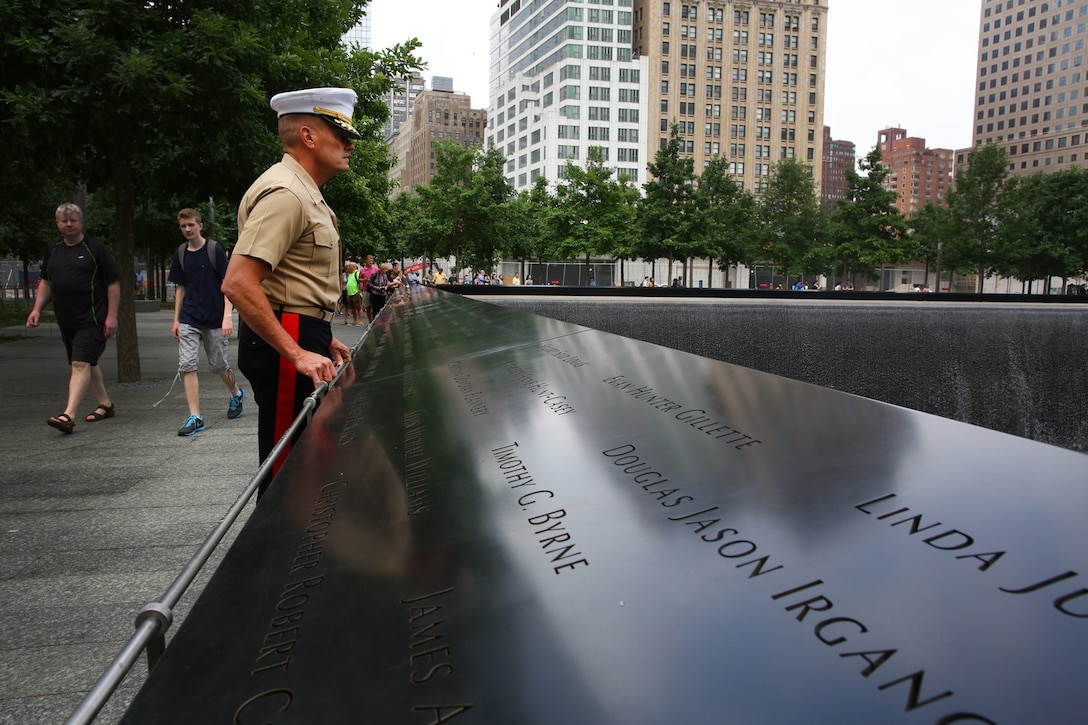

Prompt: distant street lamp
[{"left": 934, "top": 241, "right": 943, "bottom": 294}]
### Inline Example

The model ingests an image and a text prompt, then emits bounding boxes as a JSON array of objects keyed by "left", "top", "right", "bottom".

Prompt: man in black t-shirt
[{"left": 27, "top": 203, "right": 120, "bottom": 434}]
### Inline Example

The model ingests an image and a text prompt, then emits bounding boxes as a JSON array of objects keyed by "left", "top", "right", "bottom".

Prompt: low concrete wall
[{"left": 482, "top": 294, "right": 1088, "bottom": 453}]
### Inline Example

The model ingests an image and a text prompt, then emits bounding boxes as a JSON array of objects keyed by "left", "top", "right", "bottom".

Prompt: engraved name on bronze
[
  {"left": 337, "top": 386, "right": 371, "bottom": 447},
  {"left": 504, "top": 361, "right": 577, "bottom": 416},
  {"left": 603, "top": 444, "right": 998, "bottom": 722},
  {"left": 404, "top": 409, "right": 431, "bottom": 516},
  {"left": 494, "top": 442, "right": 589, "bottom": 574},
  {"left": 235, "top": 480, "right": 348, "bottom": 719},
  {"left": 604, "top": 444, "right": 783, "bottom": 577},
  {"left": 770, "top": 579, "right": 998, "bottom": 724},
  {"left": 400, "top": 588, "right": 474, "bottom": 722},
  {"left": 448, "top": 362, "right": 489, "bottom": 417},
  {"left": 857, "top": 493, "right": 1088, "bottom": 619},
  {"left": 539, "top": 342, "right": 589, "bottom": 367},
  {"left": 602, "top": 375, "right": 762, "bottom": 450}
]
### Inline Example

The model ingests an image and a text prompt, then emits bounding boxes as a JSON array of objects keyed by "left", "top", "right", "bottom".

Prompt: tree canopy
[
  {"left": 826, "top": 146, "right": 911, "bottom": 283},
  {"left": 1, "top": 0, "right": 420, "bottom": 379}
]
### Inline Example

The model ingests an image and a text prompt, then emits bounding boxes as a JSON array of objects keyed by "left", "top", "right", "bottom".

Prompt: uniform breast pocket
[{"left": 309, "top": 225, "right": 338, "bottom": 278}]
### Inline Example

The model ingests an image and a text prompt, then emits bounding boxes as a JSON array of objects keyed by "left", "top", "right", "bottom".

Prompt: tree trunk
[{"left": 111, "top": 122, "right": 142, "bottom": 382}]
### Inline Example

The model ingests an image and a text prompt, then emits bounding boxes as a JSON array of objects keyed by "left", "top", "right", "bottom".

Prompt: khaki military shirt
[{"left": 235, "top": 154, "right": 341, "bottom": 314}]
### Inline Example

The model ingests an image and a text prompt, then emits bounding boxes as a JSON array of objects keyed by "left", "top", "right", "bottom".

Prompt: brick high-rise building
[
  {"left": 632, "top": 0, "right": 828, "bottom": 194},
  {"left": 877, "top": 127, "right": 954, "bottom": 219},
  {"left": 973, "top": 0, "right": 1088, "bottom": 174},
  {"left": 390, "top": 87, "right": 487, "bottom": 192},
  {"left": 822, "top": 125, "right": 854, "bottom": 209}
]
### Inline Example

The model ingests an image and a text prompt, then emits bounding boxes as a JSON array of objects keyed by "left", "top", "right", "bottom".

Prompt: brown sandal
[
  {"left": 85, "top": 404, "right": 115, "bottom": 422},
  {"left": 47, "top": 413, "right": 75, "bottom": 434}
]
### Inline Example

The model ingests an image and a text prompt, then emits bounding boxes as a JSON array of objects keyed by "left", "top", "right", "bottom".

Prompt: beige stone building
[
  {"left": 973, "top": 0, "right": 1088, "bottom": 174},
  {"left": 390, "top": 90, "right": 487, "bottom": 193},
  {"left": 632, "top": 0, "right": 828, "bottom": 194}
]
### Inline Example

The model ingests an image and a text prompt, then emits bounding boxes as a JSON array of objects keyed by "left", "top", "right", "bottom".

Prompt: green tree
[
  {"left": 0, "top": 176, "right": 71, "bottom": 302},
  {"left": 1, "top": 0, "right": 419, "bottom": 380},
  {"left": 552, "top": 146, "right": 639, "bottom": 283},
  {"left": 910, "top": 202, "right": 958, "bottom": 291},
  {"left": 827, "top": 146, "right": 911, "bottom": 286},
  {"left": 501, "top": 182, "right": 552, "bottom": 280},
  {"left": 756, "top": 158, "right": 826, "bottom": 284},
  {"left": 384, "top": 192, "right": 430, "bottom": 263},
  {"left": 998, "top": 168, "right": 1088, "bottom": 291},
  {"left": 469, "top": 145, "right": 517, "bottom": 270},
  {"left": 694, "top": 156, "right": 757, "bottom": 288},
  {"left": 415, "top": 141, "right": 512, "bottom": 274},
  {"left": 639, "top": 124, "right": 698, "bottom": 282},
  {"left": 945, "top": 142, "right": 1010, "bottom": 292}
]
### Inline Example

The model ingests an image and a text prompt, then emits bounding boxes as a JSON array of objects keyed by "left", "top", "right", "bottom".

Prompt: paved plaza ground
[{"left": 0, "top": 308, "right": 366, "bottom": 723}]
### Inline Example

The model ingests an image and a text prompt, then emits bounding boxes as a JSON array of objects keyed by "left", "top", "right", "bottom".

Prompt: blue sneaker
[
  {"left": 228, "top": 388, "right": 245, "bottom": 419},
  {"left": 178, "top": 414, "right": 205, "bottom": 436}
]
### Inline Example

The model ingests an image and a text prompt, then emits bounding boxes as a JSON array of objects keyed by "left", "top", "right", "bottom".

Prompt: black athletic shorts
[{"left": 61, "top": 326, "right": 107, "bottom": 365}]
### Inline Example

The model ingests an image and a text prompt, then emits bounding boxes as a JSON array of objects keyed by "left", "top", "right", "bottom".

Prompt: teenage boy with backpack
[{"left": 168, "top": 208, "right": 245, "bottom": 436}]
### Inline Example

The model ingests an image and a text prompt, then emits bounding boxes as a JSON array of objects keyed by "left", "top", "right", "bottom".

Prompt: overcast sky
[{"left": 368, "top": 0, "right": 982, "bottom": 153}]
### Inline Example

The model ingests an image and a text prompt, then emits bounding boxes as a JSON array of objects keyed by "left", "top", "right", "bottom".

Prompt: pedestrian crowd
[{"left": 422, "top": 269, "right": 532, "bottom": 285}]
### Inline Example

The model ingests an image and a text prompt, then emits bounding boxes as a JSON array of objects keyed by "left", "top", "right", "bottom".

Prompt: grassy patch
[
  {"left": 0, "top": 308, "right": 28, "bottom": 328},
  {"left": 0, "top": 305, "right": 53, "bottom": 328}
]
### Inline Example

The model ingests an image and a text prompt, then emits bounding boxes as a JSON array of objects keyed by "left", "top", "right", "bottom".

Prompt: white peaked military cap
[{"left": 270, "top": 87, "right": 362, "bottom": 140}]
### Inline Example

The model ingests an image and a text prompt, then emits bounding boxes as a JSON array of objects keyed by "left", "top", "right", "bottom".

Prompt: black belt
[{"left": 275, "top": 304, "right": 334, "bottom": 323}]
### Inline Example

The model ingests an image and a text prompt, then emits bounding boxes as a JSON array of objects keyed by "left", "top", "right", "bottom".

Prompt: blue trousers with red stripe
[{"left": 238, "top": 313, "right": 332, "bottom": 498}]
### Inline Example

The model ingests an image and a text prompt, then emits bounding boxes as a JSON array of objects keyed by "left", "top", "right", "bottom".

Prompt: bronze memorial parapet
[{"left": 122, "top": 286, "right": 1088, "bottom": 724}]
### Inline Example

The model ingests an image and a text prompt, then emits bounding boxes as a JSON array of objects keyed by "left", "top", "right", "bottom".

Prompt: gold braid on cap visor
[{"left": 313, "top": 105, "right": 355, "bottom": 129}]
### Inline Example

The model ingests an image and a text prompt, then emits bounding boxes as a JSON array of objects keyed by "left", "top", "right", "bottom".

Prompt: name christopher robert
[{"left": 602, "top": 374, "right": 761, "bottom": 450}]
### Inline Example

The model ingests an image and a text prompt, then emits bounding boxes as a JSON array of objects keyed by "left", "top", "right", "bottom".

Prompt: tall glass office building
[
  {"left": 488, "top": 0, "right": 650, "bottom": 189},
  {"left": 342, "top": 15, "right": 371, "bottom": 50}
]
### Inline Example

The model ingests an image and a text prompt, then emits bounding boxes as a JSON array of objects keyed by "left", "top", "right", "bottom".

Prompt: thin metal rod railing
[{"left": 64, "top": 319, "right": 375, "bottom": 725}]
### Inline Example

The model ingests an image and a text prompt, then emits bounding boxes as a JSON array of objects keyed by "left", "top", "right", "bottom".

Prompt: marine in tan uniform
[{"left": 222, "top": 87, "right": 359, "bottom": 497}]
